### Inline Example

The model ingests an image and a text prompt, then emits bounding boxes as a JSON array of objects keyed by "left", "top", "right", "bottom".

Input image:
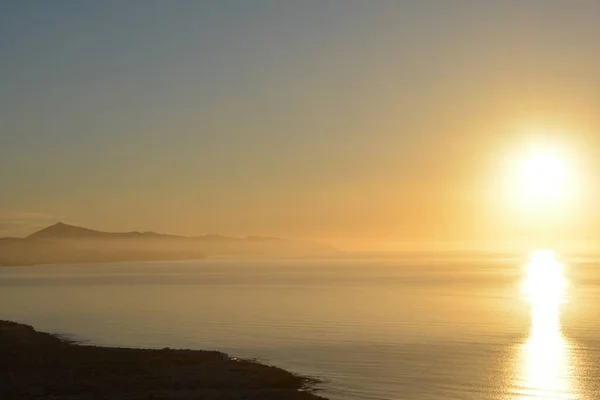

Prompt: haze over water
[{"left": 3, "top": 252, "right": 600, "bottom": 400}]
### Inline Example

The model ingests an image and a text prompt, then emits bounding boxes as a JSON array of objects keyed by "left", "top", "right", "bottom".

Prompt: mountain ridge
[
  {"left": 0, "top": 222, "right": 336, "bottom": 267},
  {"left": 26, "top": 222, "right": 293, "bottom": 242},
  {"left": 27, "top": 222, "right": 182, "bottom": 240}
]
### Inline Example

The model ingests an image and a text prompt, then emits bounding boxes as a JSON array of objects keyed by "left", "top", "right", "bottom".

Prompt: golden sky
[{"left": 2, "top": 1, "right": 600, "bottom": 251}]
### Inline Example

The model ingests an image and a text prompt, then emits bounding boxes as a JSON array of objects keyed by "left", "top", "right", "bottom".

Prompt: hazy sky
[{"left": 2, "top": 1, "right": 600, "bottom": 249}]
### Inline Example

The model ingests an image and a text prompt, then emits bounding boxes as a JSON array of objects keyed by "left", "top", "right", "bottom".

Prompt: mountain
[
  {"left": 0, "top": 223, "right": 336, "bottom": 267},
  {"left": 28, "top": 222, "right": 181, "bottom": 240}
]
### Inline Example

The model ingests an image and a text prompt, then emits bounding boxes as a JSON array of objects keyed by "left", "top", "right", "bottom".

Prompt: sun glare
[
  {"left": 517, "top": 250, "right": 575, "bottom": 399},
  {"left": 523, "top": 249, "right": 565, "bottom": 304}
]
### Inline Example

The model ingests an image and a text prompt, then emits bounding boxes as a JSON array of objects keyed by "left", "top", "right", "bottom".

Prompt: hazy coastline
[{"left": 0, "top": 222, "right": 336, "bottom": 267}]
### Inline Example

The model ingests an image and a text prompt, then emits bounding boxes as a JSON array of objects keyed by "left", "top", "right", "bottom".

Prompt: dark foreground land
[{"left": 0, "top": 321, "right": 326, "bottom": 400}]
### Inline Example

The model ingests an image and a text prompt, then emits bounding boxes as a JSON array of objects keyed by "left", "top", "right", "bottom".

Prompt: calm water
[{"left": 2, "top": 254, "right": 600, "bottom": 399}]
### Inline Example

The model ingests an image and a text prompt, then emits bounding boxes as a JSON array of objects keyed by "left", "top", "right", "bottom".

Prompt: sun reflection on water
[{"left": 516, "top": 250, "right": 577, "bottom": 400}]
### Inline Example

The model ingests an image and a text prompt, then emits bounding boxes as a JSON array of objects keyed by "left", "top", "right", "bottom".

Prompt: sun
[
  {"left": 510, "top": 144, "right": 577, "bottom": 212},
  {"left": 520, "top": 148, "right": 569, "bottom": 203}
]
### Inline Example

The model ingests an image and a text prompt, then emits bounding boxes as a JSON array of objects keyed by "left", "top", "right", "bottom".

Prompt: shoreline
[{"left": 0, "top": 320, "right": 327, "bottom": 399}]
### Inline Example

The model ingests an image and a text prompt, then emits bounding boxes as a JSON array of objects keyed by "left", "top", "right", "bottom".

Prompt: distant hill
[
  {"left": 28, "top": 222, "right": 182, "bottom": 240},
  {"left": 0, "top": 223, "right": 336, "bottom": 267}
]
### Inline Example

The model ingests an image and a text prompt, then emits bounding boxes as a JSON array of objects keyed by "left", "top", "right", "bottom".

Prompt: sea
[{"left": 2, "top": 252, "right": 600, "bottom": 400}]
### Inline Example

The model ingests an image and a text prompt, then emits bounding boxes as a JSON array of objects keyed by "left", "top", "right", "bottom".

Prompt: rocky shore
[{"left": 0, "top": 320, "right": 326, "bottom": 400}]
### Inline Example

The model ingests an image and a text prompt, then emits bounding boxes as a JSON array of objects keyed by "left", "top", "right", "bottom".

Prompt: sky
[{"left": 2, "top": 1, "right": 600, "bottom": 250}]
